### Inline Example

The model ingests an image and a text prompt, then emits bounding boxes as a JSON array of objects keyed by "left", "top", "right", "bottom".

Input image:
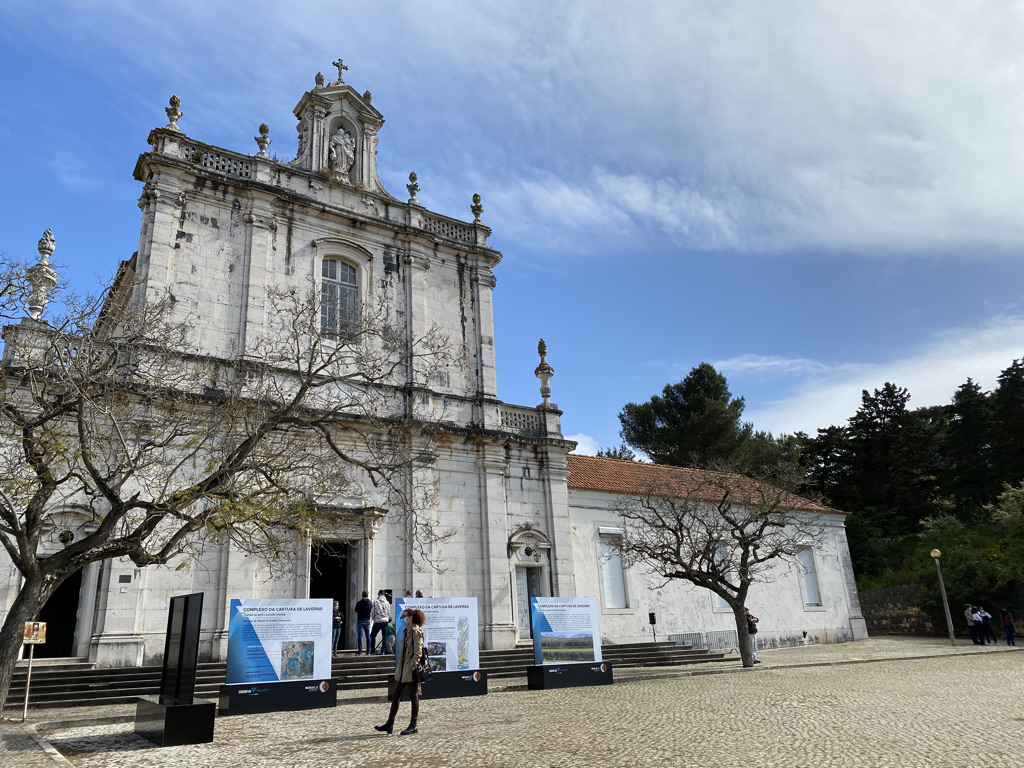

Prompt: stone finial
[
  {"left": 255, "top": 123, "right": 271, "bottom": 157},
  {"left": 407, "top": 172, "right": 420, "bottom": 204},
  {"left": 26, "top": 229, "right": 58, "bottom": 321},
  {"left": 471, "top": 193, "right": 483, "bottom": 223},
  {"left": 534, "top": 338, "right": 555, "bottom": 409},
  {"left": 315, "top": 71, "right": 325, "bottom": 88},
  {"left": 37, "top": 229, "right": 55, "bottom": 262},
  {"left": 164, "top": 94, "right": 182, "bottom": 132},
  {"left": 332, "top": 58, "right": 349, "bottom": 85},
  {"left": 363, "top": 90, "right": 372, "bottom": 104}
]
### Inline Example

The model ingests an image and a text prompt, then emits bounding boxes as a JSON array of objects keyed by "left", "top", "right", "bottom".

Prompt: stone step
[{"left": 4, "top": 643, "right": 730, "bottom": 709}]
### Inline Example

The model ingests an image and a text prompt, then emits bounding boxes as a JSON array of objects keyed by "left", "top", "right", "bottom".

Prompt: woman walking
[{"left": 375, "top": 608, "right": 425, "bottom": 735}]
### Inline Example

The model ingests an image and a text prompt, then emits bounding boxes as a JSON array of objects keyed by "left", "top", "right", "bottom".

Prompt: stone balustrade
[
  {"left": 147, "top": 129, "right": 488, "bottom": 248},
  {"left": 498, "top": 405, "right": 545, "bottom": 437}
]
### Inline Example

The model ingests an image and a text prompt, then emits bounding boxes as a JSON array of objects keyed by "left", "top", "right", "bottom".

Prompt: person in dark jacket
[
  {"left": 354, "top": 591, "right": 373, "bottom": 655},
  {"left": 1001, "top": 609, "right": 1016, "bottom": 646},
  {"left": 375, "top": 608, "right": 426, "bottom": 736},
  {"left": 979, "top": 608, "right": 998, "bottom": 644},
  {"left": 745, "top": 607, "right": 760, "bottom": 664},
  {"left": 332, "top": 600, "right": 344, "bottom": 656}
]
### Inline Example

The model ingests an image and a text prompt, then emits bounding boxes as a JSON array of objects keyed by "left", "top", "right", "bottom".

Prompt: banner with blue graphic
[
  {"left": 394, "top": 597, "right": 479, "bottom": 673},
  {"left": 530, "top": 597, "right": 602, "bottom": 665},
  {"left": 225, "top": 599, "right": 332, "bottom": 685}
]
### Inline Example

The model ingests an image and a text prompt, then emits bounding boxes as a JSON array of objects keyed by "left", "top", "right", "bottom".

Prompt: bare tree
[
  {"left": 614, "top": 465, "right": 826, "bottom": 667},
  {"left": 0, "top": 254, "right": 32, "bottom": 322},
  {"left": 0, "top": 271, "right": 452, "bottom": 711}
]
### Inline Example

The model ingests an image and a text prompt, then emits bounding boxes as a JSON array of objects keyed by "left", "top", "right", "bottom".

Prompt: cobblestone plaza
[{"left": 4, "top": 639, "right": 1021, "bottom": 767}]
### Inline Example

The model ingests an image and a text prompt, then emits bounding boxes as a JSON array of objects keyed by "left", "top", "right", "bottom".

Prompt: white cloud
[
  {"left": 8, "top": 0, "right": 1024, "bottom": 256},
  {"left": 566, "top": 433, "right": 600, "bottom": 456},
  {"left": 746, "top": 315, "right": 1024, "bottom": 434},
  {"left": 712, "top": 354, "right": 856, "bottom": 379}
]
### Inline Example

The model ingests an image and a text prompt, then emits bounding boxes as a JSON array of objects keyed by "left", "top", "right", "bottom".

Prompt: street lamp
[{"left": 931, "top": 549, "right": 956, "bottom": 647}]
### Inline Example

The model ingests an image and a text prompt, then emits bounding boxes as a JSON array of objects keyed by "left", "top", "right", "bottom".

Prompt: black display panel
[{"left": 159, "top": 592, "right": 204, "bottom": 702}]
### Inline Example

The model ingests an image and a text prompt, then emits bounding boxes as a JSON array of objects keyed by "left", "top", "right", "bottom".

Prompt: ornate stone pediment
[
  {"left": 291, "top": 68, "right": 388, "bottom": 196},
  {"left": 507, "top": 524, "right": 552, "bottom": 564}
]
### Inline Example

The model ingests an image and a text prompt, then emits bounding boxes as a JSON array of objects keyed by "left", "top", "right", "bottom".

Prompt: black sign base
[
  {"left": 387, "top": 669, "right": 488, "bottom": 700},
  {"left": 134, "top": 695, "right": 216, "bottom": 747},
  {"left": 218, "top": 679, "right": 337, "bottom": 715},
  {"left": 526, "top": 662, "right": 614, "bottom": 690}
]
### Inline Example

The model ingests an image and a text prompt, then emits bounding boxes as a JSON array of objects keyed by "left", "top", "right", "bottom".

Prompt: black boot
[
  {"left": 374, "top": 722, "right": 393, "bottom": 735},
  {"left": 400, "top": 721, "right": 418, "bottom": 735}
]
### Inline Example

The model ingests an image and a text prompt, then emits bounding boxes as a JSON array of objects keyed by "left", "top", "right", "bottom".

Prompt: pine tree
[
  {"left": 618, "top": 363, "right": 751, "bottom": 467},
  {"left": 943, "top": 378, "right": 994, "bottom": 522},
  {"left": 992, "top": 359, "right": 1024, "bottom": 487}
]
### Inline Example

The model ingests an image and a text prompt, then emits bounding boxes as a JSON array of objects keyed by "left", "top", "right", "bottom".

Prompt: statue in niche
[{"left": 328, "top": 128, "right": 356, "bottom": 183}]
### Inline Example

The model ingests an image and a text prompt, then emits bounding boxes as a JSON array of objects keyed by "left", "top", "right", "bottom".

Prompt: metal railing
[{"left": 669, "top": 630, "right": 738, "bottom": 652}]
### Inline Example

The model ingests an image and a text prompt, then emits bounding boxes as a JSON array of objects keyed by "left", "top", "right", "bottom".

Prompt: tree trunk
[
  {"left": 733, "top": 603, "right": 754, "bottom": 667},
  {"left": 0, "top": 573, "right": 46, "bottom": 714}
]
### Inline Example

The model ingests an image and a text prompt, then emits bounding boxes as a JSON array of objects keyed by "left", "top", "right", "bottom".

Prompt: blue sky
[{"left": 2, "top": 1, "right": 1023, "bottom": 455}]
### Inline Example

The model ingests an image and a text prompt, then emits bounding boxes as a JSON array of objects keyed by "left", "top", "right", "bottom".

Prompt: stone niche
[{"left": 291, "top": 77, "right": 387, "bottom": 195}]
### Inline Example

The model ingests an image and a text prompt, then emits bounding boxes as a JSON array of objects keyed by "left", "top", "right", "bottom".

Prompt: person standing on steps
[
  {"left": 370, "top": 590, "right": 391, "bottom": 654},
  {"left": 375, "top": 607, "right": 426, "bottom": 736},
  {"left": 745, "top": 607, "right": 760, "bottom": 664},
  {"left": 332, "top": 600, "right": 344, "bottom": 656},
  {"left": 354, "top": 591, "right": 373, "bottom": 655}
]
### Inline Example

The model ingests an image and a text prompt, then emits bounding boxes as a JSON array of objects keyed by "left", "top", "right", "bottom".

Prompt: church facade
[{"left": 0, "top": 65, "right": 866, "bottom": 667}]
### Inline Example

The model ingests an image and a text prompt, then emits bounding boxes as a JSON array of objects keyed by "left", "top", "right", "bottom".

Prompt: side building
[{"left": 0, "top": 66, "right": 866, "bottom": 667}]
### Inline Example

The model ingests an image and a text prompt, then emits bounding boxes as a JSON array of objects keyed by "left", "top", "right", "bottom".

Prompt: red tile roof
[{"left": 566, "top": 454, "right": 840, "bottom": 514}]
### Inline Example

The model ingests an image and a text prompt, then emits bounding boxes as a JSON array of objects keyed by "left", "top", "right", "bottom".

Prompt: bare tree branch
[{"left": 614, "top": 465, "right": 827, "bottom": 667}]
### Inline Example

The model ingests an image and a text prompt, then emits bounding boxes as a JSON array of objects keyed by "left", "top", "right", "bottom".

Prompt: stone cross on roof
[{"left": 331, "top": 58, "right": 349, "bottom": 85}]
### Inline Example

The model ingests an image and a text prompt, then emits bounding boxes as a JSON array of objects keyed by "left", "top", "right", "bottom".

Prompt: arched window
[{"left": 321, "top": 259, "right": 358, "bottom": 336}]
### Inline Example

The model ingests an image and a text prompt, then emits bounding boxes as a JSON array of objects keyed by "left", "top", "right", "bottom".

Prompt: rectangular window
[
  {"left": 796, "top": 548, "right": 821, "bottom": 606},
  {"left": 599, "top": 532, "right": 628, "bottom": 609},
  {"left": 321, "top": 259, "right": 358, "bottom": 336}
]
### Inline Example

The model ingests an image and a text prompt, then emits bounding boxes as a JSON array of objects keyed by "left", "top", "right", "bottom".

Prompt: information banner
[
  {"left": 530, "top": 597, "right": 602, "bottom": 665},
  {"left": 226, "top": 599, "right": 331, "bottom": 685},
  {"left": 395, "top": 597, "right": 479, "bottom": 672}
]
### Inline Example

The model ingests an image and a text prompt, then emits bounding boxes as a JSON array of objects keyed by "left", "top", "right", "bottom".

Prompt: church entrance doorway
[
  {"left": 34, "top": 565, "right": 84, "bottom": 658},
  {"left": 309, "top": 541, "right": 350, "bottom": 647},
  {"left": 514, "top": 566, "right": 542, "bottom": 640}
]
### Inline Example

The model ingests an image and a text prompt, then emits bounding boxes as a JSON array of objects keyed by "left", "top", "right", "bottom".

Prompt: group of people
[
  {"left": 964, "top": 604, "right": 1016, "bottom": 646},
  {"left": 352, "top": 590, "right": 395, "bottom": 655},
  {"left": 330, "top": 589, "right": 427, "bottom": 656}
]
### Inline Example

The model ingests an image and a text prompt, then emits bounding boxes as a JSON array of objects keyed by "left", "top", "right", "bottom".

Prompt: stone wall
[{"left": 859, "top": 584, "right": 940, "bottom": 637}]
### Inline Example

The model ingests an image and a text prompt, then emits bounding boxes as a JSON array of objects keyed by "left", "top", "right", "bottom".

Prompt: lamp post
[{"left": 931, "top": 549, "right": 956, "bottom": 646}]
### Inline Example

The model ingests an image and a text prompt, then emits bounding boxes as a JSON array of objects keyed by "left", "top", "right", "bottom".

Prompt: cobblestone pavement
[{"left": 5, "top": 638, "right": 1021, "bottom": 768}]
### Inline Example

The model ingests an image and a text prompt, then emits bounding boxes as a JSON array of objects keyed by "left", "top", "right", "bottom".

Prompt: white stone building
[{"left": 1, "top": 66, "right": 866, "bottom": 667}]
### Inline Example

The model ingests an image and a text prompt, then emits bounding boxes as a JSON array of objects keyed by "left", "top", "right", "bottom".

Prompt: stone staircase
[{"left": 4, "top": 642, "right": 731, "bottom": 710}]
